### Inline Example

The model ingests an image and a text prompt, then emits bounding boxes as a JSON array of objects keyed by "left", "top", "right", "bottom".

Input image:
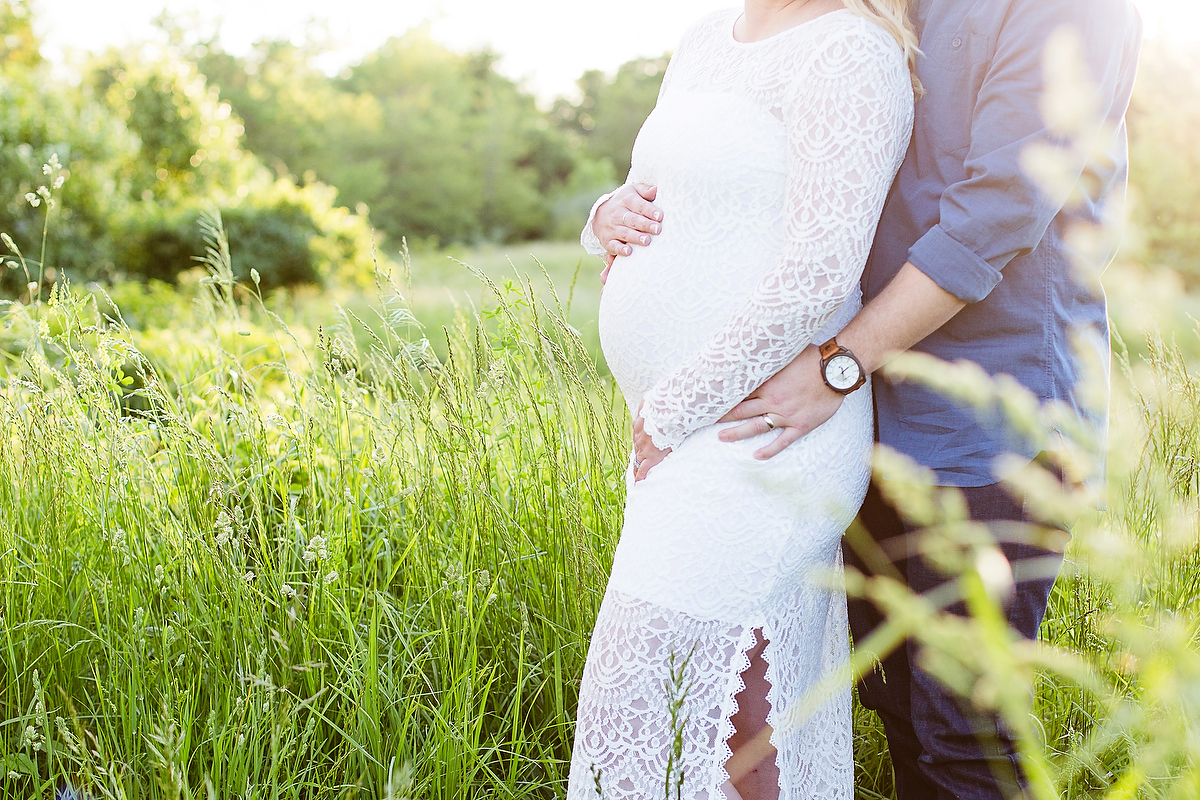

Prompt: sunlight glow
[
  {"left": 1135, "top": 0, "right": 1200, "bottom": 40},
  {"left": 33, "top": 0, "right": 1200, "bottom": 102}
]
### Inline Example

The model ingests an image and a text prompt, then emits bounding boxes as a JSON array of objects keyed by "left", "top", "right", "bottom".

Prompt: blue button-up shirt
[{"left": 865, "top": 0, "right": 1143, "bottom": 487}]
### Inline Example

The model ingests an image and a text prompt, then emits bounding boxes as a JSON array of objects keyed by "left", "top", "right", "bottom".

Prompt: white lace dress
[{"left": 570, "top": 8, "right": 913, "bottom": 800}]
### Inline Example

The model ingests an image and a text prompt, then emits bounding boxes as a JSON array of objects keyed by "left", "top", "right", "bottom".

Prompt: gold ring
[{"left": 763, "top": 414, "right": 776, "bottom": 430}]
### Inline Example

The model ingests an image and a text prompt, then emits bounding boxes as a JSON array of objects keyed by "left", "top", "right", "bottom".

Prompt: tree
[
  {"left": 553, "top": 55, "right": 670, "bottom": 182},
  {"left": 193, "top": 28, "right": 578, "bottom": 246},
  {"left": 0, "top": 0, "right": 40, "bottom": 69},
  {"left": 1, "top": 4, "right": 133, "bottom": 290}
]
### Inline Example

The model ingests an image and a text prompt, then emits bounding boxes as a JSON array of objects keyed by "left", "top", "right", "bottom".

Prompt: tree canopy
[{"left": 3, "top": 0, "right": 1196, "bottom": 294}]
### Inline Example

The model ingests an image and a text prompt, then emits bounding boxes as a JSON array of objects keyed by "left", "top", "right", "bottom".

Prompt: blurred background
[{"left": 2, "top": 0, "right": 1199, "bottom": 356}]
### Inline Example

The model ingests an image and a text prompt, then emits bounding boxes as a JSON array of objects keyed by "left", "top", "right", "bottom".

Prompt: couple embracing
[{"left": 565, "top": 0, "right": 1142, "bottom": 798}]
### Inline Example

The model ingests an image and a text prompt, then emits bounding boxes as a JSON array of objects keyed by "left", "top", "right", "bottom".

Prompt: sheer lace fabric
[
  {"left": 591, "top": 8, "right": 913, "bottom": 451},
  {"left": 570, "top": 8, "right": 912, "bottom": 800}
]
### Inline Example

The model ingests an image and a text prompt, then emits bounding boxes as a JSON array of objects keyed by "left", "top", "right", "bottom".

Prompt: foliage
[
  {"left": 0, "top": 0, "right": 37, "bottom": 69},
  {"left": 193, "top": 28, "right": 582, "bottom": 247},
  {"left": 112, "top": 176, "right": 378, "bottom": 291},
  {"left": 1, "top": 215, "right": 1200, "bottom": 797},
  {"left": 1126, "top": 43, "right": 1200, "bottom": 282},
  {"left": 0, "top": 3, "right": 378, "bottom": 293},
  {"left": 0, "top": 215, "right": 627, "bottom": 797},
  {"left": 0, "top": 51, "right": 134, "bottom": 290},
  {"left": 86, "top": 51, "right": 245, "bottom": 202},
  {"left": 552, "top": 54, "right": 671, "bottom": 183}
]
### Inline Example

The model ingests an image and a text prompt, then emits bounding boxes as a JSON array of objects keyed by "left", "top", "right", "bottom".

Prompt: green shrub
[{"left": 113, "top": 176, "right": 376, "bottom": 290}]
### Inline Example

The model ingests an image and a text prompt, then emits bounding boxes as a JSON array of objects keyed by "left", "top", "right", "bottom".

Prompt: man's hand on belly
[
  {"left": 718, "top": 346, "right": 845, "bottom": 460},
  {"left": 720, "top": 264, "right": 968, "bottom": 459}
]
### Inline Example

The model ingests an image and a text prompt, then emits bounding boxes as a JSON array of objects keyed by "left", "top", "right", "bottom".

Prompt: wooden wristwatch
[{"left": 819, "top": 337, "right": 866, "bottom": 395}]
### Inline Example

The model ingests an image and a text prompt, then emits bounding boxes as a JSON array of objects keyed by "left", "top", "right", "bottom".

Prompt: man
[{"left": 583, "top": 0, "right": 1143, "bottom": 796}]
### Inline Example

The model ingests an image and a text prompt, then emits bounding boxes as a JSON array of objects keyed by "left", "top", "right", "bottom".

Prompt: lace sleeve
[
  {"left": 581, "top": 190, "right": 618, "bottom": 255},
  {"left": 639, "top": 27, "right": 913, "bottom": 451}
]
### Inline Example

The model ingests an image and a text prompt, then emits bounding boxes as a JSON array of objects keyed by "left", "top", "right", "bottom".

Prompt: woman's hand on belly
[
  {"left": 593, "top": 184, "right": 664, "bottom": 283},
  {"left": 632, "top": 405, "right": 673, "bottom": 482}
]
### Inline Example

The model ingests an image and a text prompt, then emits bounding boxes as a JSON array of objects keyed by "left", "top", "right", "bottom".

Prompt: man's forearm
[{"left": 838, "top": 263, "right": 967, "bottom": 374}]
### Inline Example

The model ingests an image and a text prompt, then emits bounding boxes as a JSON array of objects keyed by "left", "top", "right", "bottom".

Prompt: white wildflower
[
  {"left": 36, "top": 185, "right": 50, "bottom": 200},
  {"left": 53, "top": 175, "right": 65, "bottom": 189},
  {"left": 243, "top": 570, "right": 256, "bottom": 583},
  {"left": 303, "top": 535, "right": 327, "bottom": 563},
  {"left": 20, "top": 725, "right": 42, "bottom": 751},
  {"left": 25, "top": 193, "right": 40, "bottom": 207},
  {"left": 214, "top": 510, "right": 234, "bottom": 548},
  {"left": 324, "top": 570, "right": 338, "bottom": 584},
  {"left": 280, "top": 583, "right": 296, "bottom": 599},
  {"left": 56, "top": 716, "right": 81, "bottom": 753}
]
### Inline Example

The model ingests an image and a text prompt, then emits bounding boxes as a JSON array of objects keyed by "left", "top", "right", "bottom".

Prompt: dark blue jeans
[{"left": 846, "top": 479, "right": 1063, "bottom": 800}]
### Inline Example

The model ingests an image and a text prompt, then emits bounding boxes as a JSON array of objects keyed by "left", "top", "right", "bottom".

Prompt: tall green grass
[
  {"left": 2, "top": 201, "right": 1200, "bottom": 798},
  {"left": 1, "top": 210, "right": 628, "bottom": 798}
]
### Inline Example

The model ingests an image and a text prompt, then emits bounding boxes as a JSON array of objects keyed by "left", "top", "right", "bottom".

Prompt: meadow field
[
  {"left": 1, "top": 206, "right": 1199, "bottom": 799},
  {"left": 5, "top": 1, "right": 1200, "bottom": 796}
]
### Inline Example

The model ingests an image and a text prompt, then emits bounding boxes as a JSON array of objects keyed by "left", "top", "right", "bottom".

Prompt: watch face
[{"left": 825, "top": 354, "right": 861, "bottom": 391}]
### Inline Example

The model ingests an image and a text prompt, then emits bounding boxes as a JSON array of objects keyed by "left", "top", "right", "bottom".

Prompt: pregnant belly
[
  {"left": 608, "top": 385, "right": 874, "bottom": 620},
  {"left": 599, "top": 241, "right": 760, "bottom": 404}
]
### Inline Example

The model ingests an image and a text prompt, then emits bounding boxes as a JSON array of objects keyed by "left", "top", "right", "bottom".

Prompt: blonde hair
[{"left": 842, "top": 0, "right": 924, "bottom": 96}]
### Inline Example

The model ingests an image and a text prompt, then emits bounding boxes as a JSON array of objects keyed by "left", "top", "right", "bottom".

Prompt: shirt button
[{"left": 952, "top": 37, "right": 964, "bottom": 48}]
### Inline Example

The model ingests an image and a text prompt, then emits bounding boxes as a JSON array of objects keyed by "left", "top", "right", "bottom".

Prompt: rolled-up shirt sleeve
[{"left": 909, "top": 0, "right": 1141, "bottom": 304}]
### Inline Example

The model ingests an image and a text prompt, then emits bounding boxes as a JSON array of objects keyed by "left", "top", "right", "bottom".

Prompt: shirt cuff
[
  {"left": 907, "top": 225, "right": 1004, "bottom": 304},
  {"left": 580, "top": 190, "right": 618, "bottom": 256}
]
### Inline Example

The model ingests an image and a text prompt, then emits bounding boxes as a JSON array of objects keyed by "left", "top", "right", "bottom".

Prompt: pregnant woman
[{"left": 568, "top": 1, "right": 915, "bottom": 798}]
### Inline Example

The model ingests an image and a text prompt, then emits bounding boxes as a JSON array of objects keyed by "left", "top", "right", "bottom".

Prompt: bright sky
[{"left": 33, "top": 0, "right": 1199, "bottom": 101}]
